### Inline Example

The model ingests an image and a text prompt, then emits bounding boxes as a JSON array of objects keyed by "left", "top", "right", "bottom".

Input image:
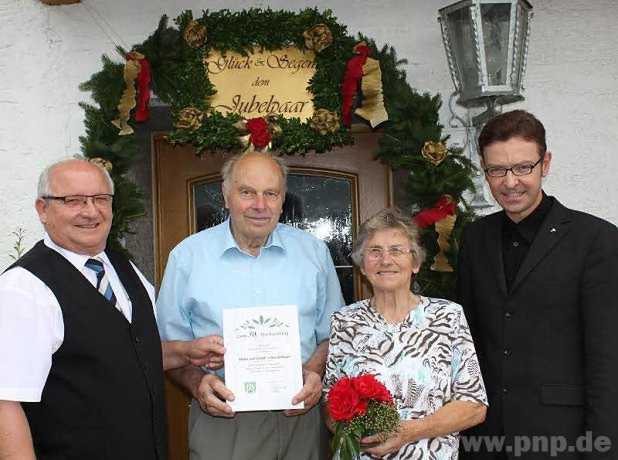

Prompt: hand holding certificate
[{"left": 223, "top": 305, "right": 305, "bottom": 412}]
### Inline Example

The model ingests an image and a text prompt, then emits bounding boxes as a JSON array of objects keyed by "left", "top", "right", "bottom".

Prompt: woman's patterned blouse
[{"left": 324, "top": 296, "right": 488, "bottom": 460}]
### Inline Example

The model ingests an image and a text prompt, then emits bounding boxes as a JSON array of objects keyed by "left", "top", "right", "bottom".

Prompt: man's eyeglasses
[
  {"left": 484, "top": 156, "right": 544, "bottom": 178},
  {"left": 43, "top": 194, "right": 114, "bottom": 209},
  {"left": 364, "top": 246, "right": 414, "bottom": 261}
]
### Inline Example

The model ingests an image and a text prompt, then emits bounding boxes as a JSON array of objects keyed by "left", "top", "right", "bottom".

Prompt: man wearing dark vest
[
  {"left": 0, "top": 158, "right": 224, "bottom": 460},
  {"left": 458, "top": 110, "right": 618, "bottom": 459}
]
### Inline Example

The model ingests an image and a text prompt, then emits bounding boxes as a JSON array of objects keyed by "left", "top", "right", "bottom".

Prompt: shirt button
[
  {"left": 503, "top": 387, "right": 509, "bottom": 394},
  {"left": 512, "top": 241, "right": 520, "bottom": 247},
  {"left": 503, "top": 349, "right": 511, "bottom": 357},
  {"left": 134, "top": 336, "right": 141, "bottom": 344},
  {"left": 505, "top": 312, "right": 512, "bottom": 319}
]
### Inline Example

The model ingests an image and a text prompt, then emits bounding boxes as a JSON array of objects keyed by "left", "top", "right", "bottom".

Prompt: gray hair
[
  {"left": 351, "top": 208, "right": 426, "bottom": 267},
  {"left": 37, "top": 155, "right": 115, "bottom": 198},
  {"left": 221, "top": 151, "right": 288, "bottom": 195}
]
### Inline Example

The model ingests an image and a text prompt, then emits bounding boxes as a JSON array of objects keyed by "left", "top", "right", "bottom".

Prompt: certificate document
[{"left": 223, "top": 305, "right": 304, "bottom": 412}]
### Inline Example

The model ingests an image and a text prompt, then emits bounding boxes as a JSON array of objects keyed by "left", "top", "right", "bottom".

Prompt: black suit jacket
[{"left": 457, "top": 198, "right": 618, "bottom": 459}]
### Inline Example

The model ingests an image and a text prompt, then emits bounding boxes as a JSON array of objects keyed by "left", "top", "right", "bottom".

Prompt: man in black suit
[{"left": 457, "top": 110, "right": 618, "bottom": 459}]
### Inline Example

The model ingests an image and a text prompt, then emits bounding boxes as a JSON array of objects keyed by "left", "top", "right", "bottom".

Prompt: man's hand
[
  {"left": 161, "top": 335, "right": 225, "bottom": 371},
  {"left": 284, "top": 369, "right": 322, "bottom": 416},
  {"left": 196, "top": 374, "right": 236, "bottom": 418},
  {"left": 187, "top": 336, "right": 225, "bottom": 369}
]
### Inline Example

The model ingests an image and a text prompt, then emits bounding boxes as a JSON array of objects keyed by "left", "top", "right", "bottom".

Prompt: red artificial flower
[
  {"left": 327, "top": 377, "right": 361, "bottom": 422},
  {"left": 246, "top": 117, "right": 272, "bottom": 148},
  {"left": 328, "top": 374, "right": 393, "bottom": 422},
  {"left": 354, "top": 398, "right": 368, "bottom": 417},
  {"left": 328, "top": 374, "right": 400, "bottom": 460},
  {"left": 352, "top": 374, "right": 393, "bottom": 404}
]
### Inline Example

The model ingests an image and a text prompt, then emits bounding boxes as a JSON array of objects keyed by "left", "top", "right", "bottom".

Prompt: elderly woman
[{"left": 324, "top": 208, "right": 487, "bottom": 459}]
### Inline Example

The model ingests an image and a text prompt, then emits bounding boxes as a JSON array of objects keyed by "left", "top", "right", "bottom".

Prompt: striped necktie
[{"left": 85, "top": 258, "right": 118, "bottom": 307}]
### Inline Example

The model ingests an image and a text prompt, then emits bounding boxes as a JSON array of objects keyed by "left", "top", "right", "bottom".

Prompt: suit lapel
[
  {"left": 510, "top": 200, "right": 572, "bottom": 293},
  {"left": 485, "top": 212, "right": 508, "bottom": 295}
]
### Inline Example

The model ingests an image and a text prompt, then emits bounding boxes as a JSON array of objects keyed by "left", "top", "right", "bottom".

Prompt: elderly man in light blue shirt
[{"left": 157, "top": 151, "right": 344, "bottom": 460}]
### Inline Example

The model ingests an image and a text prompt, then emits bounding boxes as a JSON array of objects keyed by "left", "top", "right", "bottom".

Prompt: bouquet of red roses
[{"left": 327, "top": 374, "right": 400, "bottom": 460}]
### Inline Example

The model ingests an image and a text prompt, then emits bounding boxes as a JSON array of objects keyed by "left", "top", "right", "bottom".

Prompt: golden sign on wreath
[{"left": 204, "top": 47, "right": 316, "bottom": 121}]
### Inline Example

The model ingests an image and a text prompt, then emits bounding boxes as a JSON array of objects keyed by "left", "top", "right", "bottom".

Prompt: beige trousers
[{"left": 188, "top": 400, "right": 329, "bottom": 460}]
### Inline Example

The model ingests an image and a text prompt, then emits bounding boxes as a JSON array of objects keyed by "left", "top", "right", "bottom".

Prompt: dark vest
[{"left": 10, "top": 241, "right": 167, "bottom": 460}]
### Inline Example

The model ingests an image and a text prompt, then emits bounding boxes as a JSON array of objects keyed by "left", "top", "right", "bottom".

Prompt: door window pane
[
  {"left": 281, "top": 175, "right": 353, "bottom": 267},
  {"left": 194, "top": 181, "right": 226, "bottom": 231}
]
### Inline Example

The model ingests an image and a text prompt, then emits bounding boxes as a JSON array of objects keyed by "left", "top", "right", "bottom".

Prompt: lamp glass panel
[
  {"left": 480, "top": 3, "right": 511, "bottom": 86},
  {"left": 446, "top": 7, "right": 478, "bottom": 92},
  {"left": 512, "top": 5, "right": 529, "bottom": 90}
]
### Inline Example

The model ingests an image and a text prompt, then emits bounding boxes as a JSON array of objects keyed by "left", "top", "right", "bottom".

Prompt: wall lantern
[
  {"left": 438, "top": 0, "right": 533, "bottom": 125},
  {"left": 438, "top": 0, "right": 533, "bottom": 207}
]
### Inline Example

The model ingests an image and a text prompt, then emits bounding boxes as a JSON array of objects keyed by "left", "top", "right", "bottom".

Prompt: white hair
[
  {"left": 221, "top": 151, "right": 288, "bottom": 195},
  {"left": 37, "top": 155, "right": 115, "bottom": 198},
  {"left": 351, "top": 208, "right": 426, "bottom": 267}
]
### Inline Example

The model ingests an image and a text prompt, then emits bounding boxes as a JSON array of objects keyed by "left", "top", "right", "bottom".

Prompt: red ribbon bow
[
  {"left": 341, "top": 43, "right": 371, "bottom": 127},
  {"left": 414, "top": 195, "right": 457, "bottom": 228},
  {"left": 127, "top": 52, "right": 151, "bottom": 122}
]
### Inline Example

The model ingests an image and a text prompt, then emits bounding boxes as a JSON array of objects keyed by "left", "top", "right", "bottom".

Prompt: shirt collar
[
  {"left": 220, "top": 219, "right": 285, "bottom": 257},
  {"left": 502, "top": 192, "right": 554, "bottom": 243},
  {"left": 362, "top": 296, "right": 428, "bottom": 330},
  {"left": 44, "top": 233, "right": 111, "bottom": 271}
]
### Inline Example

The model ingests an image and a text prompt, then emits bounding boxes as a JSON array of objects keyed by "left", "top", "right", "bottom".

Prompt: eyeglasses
[
  {"left": 364, "top": 246, "right": 414, "bottom": 261},
  {"left": 484, "top": 156, "right": 544, "bottom": 178},
  {"left": 43, "top": 194, "right": 114, "bottom": 209}
]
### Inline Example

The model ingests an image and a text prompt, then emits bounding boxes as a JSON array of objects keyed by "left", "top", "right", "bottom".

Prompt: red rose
[
  {"left": 246, "top": 117, "right": 272, "bottom": 148},
  {"left": 354, "top": 398, "right": 368, "bottom": 417},
  {"left": 246, "top": 117, "right": 268, "bottom": 132},
  {"left": 352, "top": 374, "right": 393, "bottom": 403},
  {"left": 327, "top": 377, "right": 361, "bottom": 422},
  {"left": 352, "top": 374, "right": 379, "bottom": 398},
  {"left": 375, "top": 385, "right": 393, "bottom": 404}
]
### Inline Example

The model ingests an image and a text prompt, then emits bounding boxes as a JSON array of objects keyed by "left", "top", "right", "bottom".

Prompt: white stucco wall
[{"left": 1, "top": 0, "right": 616, "bottom": 270}]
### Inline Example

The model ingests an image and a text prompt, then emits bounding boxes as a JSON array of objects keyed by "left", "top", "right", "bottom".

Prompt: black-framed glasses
[
  {"left": 484, "top": 156, "right": 544, "bottom": 178},
  {"left": 43, "top": 194, "right": 114, "bottom": 209}
]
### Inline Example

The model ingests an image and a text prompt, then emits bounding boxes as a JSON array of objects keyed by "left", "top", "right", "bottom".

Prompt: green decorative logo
[
  {"left": 237, "top": 315, "right": 288, "bottom": 331},
  {"left": 244, "top": 381, "right": 257, "bottom": 394}
]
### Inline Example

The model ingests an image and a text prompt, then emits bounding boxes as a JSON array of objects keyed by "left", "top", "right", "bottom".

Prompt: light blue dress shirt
[{"left": 156, "top": 220, "right": 345, "bottom": 364}]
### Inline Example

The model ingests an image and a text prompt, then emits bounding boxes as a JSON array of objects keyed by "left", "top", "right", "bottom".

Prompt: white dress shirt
[{"left": 0, "top": 234, "right": 155, "bottom": 402}]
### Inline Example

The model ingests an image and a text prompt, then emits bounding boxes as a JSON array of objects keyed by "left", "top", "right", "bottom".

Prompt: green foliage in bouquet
[
  {"left": 328, "top": 374, "right": 400, "bottom": 460},
  {"left": 332, "top": 399, "right": 400, "bottom": 460}
]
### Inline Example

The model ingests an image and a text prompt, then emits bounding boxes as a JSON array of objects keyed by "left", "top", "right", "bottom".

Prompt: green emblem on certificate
[
  {"left": 244, "top": 382, "right": 257, "bottom": 394},
  {"left": 237, "top": 315, "right": 289, "bottom": 331}
]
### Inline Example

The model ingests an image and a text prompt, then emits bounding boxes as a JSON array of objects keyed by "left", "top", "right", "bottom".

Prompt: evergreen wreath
[{"left": 79, "top": 7, "right": 478, "bottom": 299}]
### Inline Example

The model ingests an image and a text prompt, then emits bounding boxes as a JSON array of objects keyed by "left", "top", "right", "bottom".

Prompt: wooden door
[{"left": 152, "top": 133, "right": 391, "bottom": 460}]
